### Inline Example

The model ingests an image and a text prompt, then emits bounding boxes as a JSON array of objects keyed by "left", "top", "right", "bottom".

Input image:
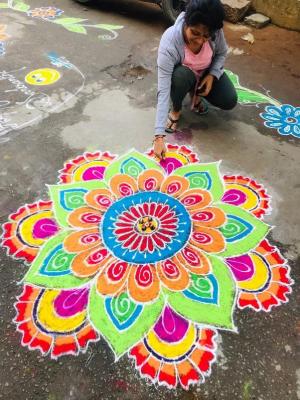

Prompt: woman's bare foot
[{"left": 193, "top": 97, "right": 209, "bottom": 114}]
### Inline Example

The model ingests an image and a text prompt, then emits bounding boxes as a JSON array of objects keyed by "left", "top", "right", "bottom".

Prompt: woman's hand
[
  {"left": 198, "top": 74, "right": 214, "bottom": 97},
  {"left": 153, "top": 135, "right": 167, "bottom": 160}
]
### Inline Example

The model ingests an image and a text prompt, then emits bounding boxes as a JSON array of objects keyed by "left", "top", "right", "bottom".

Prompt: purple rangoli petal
[
  {"left": 160, "top": 158, "right": 183, "bottom": 175},
  {"left": 222, "top": 189, "right": 247, "bottom": 206},
  {"left": 82, "top": 166, "right": 105, "bottom": 181},
  {"left": 154, "top": 306, "right": 189, "bottom": 343},
  {"left": 226, "top": 255, "right": 255, "bottom": 281},
  {"left": 33, "top": 218, "right": 59, "bottom": 239},
  {"left": 54, "top": 288, "right": 89, "bottom": 317}
]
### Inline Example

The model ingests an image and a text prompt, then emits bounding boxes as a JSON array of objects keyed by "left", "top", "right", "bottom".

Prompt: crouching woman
[{"left": 153, "top": 0, "right": 237, "bottom": 158}]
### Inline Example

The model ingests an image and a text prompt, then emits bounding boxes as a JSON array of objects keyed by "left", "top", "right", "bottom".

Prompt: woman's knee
[
  {"left": 172, "top": 66, "right": 196, "bottom": 89},
  {"left": 220, "top": 91, "right": 238, "bottom": 110}
]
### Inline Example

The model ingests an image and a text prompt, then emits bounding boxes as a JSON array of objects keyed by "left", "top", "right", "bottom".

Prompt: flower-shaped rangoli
[
  {"left": 260, "top": 104, "right": 300, "bottom": 138},
  {"left": 226, "top": 70, "right": 299, "bottom": 139},
  {"left": 1, "top": 145, "right": 293, "bottom": 389},
  {"left": 27, "top": 7, "right": 64, "bottom": 20}
]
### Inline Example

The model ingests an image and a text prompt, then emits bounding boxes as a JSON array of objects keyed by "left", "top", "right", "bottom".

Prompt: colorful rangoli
[
  {"left": 226, "top": 70, "right": 300, "bottom": 139},
  {"left": 2, "top": 1, "right": 123, "bottom": 41},
  {"left": 0, "top": 24, "right": 9, "bottom": 57},
  {"left": 1, "top": 145, "right": 293, "bottom": 389}
]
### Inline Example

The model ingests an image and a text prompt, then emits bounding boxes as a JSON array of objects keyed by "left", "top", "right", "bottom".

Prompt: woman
[{"left": 153, "top": 0, "right": 237, "bottom": 159}]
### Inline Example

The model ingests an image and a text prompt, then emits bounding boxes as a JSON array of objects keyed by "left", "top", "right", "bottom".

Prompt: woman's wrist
[{"left": 153, "top": 134, "right": 166, "bottom": 145}]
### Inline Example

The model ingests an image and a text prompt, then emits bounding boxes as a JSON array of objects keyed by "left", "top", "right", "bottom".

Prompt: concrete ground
[{"left": 0, "top": 0, "right": 299, "bottom": 399}]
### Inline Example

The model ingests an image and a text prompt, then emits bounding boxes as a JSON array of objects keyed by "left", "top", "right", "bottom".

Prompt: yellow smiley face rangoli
[{"left": 25, "top": 68, "right": 61, "bottom": 85}]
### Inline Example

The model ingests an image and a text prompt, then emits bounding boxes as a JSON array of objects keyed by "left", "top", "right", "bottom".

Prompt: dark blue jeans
[{"left": 171, "top": 65, "right": 238, "bottom": 112}]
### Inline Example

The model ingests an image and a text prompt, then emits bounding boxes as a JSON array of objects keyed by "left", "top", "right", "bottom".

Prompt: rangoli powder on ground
[{"left": 1, "top": 145, "right": 293, "bottom": 389}]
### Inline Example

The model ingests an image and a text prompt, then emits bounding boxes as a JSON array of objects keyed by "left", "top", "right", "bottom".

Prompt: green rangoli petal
[
  {"left": 104, "top": 150, "right": 164, "bottom": 182},
  {"left": 173, "top": 162, "right": 225, "bottom": 201},
  {"left": 216, "top": 203, "right": 271, "bottom": 257},
  {"left": 49, "top": 180, "right": 108, "bottom": 228},
  {"left": 24, "top": 231, "right": 90, "bottom": 289},
  {"left": 89, "top": 285, "right": 165, "bottom": 358},
  {"left": 165, "top": 255, "right": 237, "bottom": 331}
]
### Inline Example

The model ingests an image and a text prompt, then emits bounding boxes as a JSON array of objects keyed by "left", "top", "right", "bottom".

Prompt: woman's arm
[
  {"left": 153, "top": 29, "right": 179, "bottom": 159},
  {"left": 209, "top": 29, "right": 228, "bottom": 80},
  {"left": 155, "top": 47, "right": 177, "bottom": 135},
  {"left": 153, "top": 50, "right": 174, "bottom": 160}
]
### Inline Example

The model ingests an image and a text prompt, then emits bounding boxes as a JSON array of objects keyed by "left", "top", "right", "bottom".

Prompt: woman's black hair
[{"left": 184, "top": 0, "right": 225, "bottom": 32}]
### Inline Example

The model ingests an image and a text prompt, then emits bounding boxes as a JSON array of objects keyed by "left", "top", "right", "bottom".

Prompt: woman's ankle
[{"left": 171, "top": 110, "right": 181, "bottom": 119}]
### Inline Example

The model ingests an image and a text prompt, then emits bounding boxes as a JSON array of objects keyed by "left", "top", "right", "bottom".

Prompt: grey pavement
[{"left": 0, "top": 1, "right": 299, "bottom": 399}]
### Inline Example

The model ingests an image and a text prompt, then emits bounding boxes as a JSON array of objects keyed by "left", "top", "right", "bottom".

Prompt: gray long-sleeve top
[{"left": 155, "top": 12, "right": 228, "bottom": 135}]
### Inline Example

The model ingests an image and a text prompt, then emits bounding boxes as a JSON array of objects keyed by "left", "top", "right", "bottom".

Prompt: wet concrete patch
[{"left": 61, "top": 89, "right": 155, "bottom": 152}]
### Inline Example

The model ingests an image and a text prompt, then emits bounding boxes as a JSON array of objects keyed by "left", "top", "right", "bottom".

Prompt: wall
[{"left": 252, "top": 0, "right": 300, "bottom": 31}]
